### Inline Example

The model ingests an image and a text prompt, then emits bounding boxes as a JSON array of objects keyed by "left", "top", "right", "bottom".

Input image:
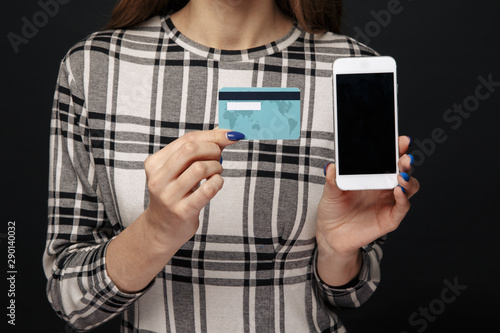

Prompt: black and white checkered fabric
[{"left": 43, "top": 15, "right": 383, "bottom": 333}]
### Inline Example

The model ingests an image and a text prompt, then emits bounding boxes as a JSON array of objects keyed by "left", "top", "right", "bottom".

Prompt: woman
[{"left": 43, "top": 0, "right": 419, "bottom": 332}]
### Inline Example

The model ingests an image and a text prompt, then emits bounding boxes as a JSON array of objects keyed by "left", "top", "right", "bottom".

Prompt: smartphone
[{"left": 333, "top": 56, "right": 399, "bottom": 190}]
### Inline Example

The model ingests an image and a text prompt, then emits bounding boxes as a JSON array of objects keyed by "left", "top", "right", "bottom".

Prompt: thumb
[{"left": 323, "top": 163, "right": 344, "bottom": 200}]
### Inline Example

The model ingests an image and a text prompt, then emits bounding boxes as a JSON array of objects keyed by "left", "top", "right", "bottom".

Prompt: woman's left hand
[{"left": 315, "top": 136, "right": 419, "bottom": 285}]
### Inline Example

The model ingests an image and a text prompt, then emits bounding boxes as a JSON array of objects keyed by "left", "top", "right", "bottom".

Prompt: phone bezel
[{"left": 333, "top": 56, "right": 399, "bottom": 191}]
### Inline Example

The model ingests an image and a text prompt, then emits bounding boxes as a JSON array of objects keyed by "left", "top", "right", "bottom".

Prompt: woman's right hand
[
  {"left": 106, "top": 129, "right": 243, "bottom": 293},
  {"left": 143, "top": 129, "right": 243, "bottom": 247}
]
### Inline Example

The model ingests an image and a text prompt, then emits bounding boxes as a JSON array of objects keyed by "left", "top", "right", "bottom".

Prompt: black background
[{"left": 1, "top": 1, "right": 499, "bottom": 332}]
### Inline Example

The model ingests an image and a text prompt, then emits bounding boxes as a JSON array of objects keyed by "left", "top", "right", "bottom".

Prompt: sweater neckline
[{"left": 160, "top": 15, "right": 303, "bottom": 62}]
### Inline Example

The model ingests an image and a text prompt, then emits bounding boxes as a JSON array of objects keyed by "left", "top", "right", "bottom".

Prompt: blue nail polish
[
  {"left": 398, "top": 185, "right": 406, "bottom": 194},
  {"left": 226, "top": 131, "right": 245, "bottom": 141},
  {"left": 323, "top": 163, "right": 331, "bottom": 176},
  {"left": 220, "top": 156, "right": 223, "bottom": 164},
  {"left": 409, "top": 136, "right": 413, "bottom": 147},
  {"left": 408, "top": 154, "right": 414, "bottom": 166},
  {"left": 400, "top": 172, "right": 410, "bottom": 182}
]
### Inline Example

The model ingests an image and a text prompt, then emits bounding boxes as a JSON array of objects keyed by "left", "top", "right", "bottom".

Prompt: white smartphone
[{"left": 333, "top": 56, "right": 399, "bottom": 191}]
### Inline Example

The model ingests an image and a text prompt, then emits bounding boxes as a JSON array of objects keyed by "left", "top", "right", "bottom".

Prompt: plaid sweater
[{"left": 43, "top": 15, "right": 383, "bottom": 333}]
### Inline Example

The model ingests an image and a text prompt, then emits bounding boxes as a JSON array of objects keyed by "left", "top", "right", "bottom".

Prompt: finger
[
  {"left": 398, "top": 135, "right": 411, "bottom": 156},
  {"left": 177, "top": 129, "right": 244, "bottom": 151},
  {"left": 397, "top": 174, "right": 420, "bottom": 199},
  {"left": 323, "top": 163, "right": 344, "bottom": 201},
  {"left": 174, "top": 160, "right": 224, "bottom": 201},
  {"left": 145, "top": 129, "right": 244, "bottom": 173},
  {"left": 184, "top": 173, "right": 225, "bottom": 212},
  {"left": 147, "top": 141, "right": 222, "bottom": 190},
  {"left": 388, "top": 185, "right": 411, "bottom": 230},
  {"left": 398, "top": 153, "right": 415, "bottom": 174}
]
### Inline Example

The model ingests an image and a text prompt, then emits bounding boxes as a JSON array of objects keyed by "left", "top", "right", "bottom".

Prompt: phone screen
[{"left": 336, "top": 72, "right": 397, "bottom": 175}]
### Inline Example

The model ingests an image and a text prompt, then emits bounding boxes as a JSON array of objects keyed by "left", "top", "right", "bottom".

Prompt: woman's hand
[
  {"left": 106, "top": 129, "right": 244, "bottom": 293},
  {"left": 315, "top": 136, "right": 420, "bottom": 286},
  {"left": 143, "top": 129, "right": 243, "bottom": 248}
]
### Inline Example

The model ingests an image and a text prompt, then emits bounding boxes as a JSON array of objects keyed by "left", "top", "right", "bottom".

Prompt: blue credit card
[{"left": 218, "top": 87, "right": 301, "bottom": 140}]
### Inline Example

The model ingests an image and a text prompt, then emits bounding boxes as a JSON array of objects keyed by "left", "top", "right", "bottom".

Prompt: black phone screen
[{"left": 336, "top": 72, "right": 397, "bottom": 175}]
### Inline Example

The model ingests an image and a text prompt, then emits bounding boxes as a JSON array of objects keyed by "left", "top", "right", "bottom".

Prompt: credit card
[{"left": 218, "top": 87, "right": 300, "bottom": 140}]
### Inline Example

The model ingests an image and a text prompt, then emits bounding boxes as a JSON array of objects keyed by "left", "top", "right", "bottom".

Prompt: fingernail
[
  {"left": 408, "top": 154, "right": 414, "bottom": 166},
  {"left": 226, "top": 131, "right": 245, "bottom": 141},
  {"left": 220, "top": 156, "right": 223, "bottom": 164},
  {"left": 398, "top": 185, "right": 406, "bottom": 194},
  {"left": 400, "top": 172, "right": 410, "bottom": 182},
  {"left": 408, "top": 136, "right": 413, "bottom": 147},
  {"left": 324, "top": 162, "right": 332, "bottom": 176}
]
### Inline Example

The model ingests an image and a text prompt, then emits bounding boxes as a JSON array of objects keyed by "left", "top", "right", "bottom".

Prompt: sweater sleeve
[
  {"left": 42, "top": 56, "right": 153, "bottom": 332},
  {"left": 312, "top": 237, "right": 384, "bottom": 309}
]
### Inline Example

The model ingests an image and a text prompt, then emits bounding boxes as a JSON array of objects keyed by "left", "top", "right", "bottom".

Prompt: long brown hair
[{"left": 106, "top": 0, "right": 343, "bottom": 34}]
